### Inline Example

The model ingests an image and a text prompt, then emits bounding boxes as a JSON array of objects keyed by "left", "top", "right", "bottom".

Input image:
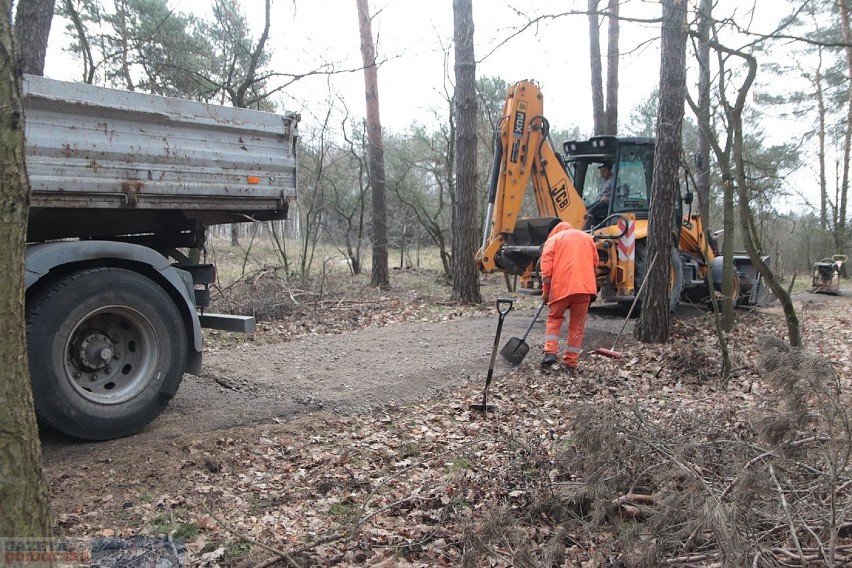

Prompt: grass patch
[
  {"left": 147, "top": 515, "right": 199, "bottom": 540},
  {"left": 450, "top": 456, "right": 472, "bottom": 471},
  {"left": 149, "top": 514, "right": 171, "bottom": 536},
  {"left": 204, "top": 233, "right": 450, "bottom": 287},
  {"left": 399, "top": 442, "right": 421, "bottom": 459},
  {"left": 222, "top": 541, "right": 252, "bottom": 563},
  {"left": 328, "top": 500, "right": 357, "bottom": 521},
  {"left": 172, "top": 521, "right": 200, "bottom": 540}
]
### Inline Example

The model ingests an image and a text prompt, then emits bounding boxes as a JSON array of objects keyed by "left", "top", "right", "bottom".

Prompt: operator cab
[{"left": 562, "top": 136, "right": 655, "bottom": 230}]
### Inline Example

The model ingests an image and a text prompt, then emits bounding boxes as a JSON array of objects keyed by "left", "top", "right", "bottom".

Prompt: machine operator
[{"left": 584, "top": 161, "right": 614, "bottom": 230}]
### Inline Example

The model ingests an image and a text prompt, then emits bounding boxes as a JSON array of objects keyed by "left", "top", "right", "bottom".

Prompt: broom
[{"left": 594, "top": 252, "right": 659, "bottom": 358}]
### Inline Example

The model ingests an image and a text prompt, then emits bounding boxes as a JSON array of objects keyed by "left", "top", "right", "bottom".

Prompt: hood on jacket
[{"left": 548, "top": 221, "right": 573, "bottom": 239}]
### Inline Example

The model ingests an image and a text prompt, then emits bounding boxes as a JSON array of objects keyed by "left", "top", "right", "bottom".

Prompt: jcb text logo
[{"left": 551, "top": 180, "right": 569, "bottom": 210}]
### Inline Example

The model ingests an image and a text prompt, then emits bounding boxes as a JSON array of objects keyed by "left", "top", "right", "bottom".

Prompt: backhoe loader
[{"left": 475, "top": 80, "right": 764, "bottom": 308}]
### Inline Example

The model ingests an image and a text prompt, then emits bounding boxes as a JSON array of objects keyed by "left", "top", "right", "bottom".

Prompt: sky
[
  {"left": 258, "top": 0, "right": 665, "bottom": 135},
  {"left": 43, "top": 0, "right": 821, "bottom": 211},
  {"left": 45, "top": 0, "right": 664, "bottom": 135}
]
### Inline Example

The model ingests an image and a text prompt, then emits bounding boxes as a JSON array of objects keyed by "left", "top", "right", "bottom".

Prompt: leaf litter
[{"left": 45, "top": 284, "right": 852, "bottom": 567}]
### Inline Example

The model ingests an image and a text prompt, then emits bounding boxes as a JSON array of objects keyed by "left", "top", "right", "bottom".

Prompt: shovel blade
[{"left": 500, "top": 336, "right": 529, "bottom": 366}]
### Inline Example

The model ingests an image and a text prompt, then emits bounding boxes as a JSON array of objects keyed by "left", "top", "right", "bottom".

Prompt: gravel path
[{"left": 41, "top": 307, "right": 622, "bottom": 461}]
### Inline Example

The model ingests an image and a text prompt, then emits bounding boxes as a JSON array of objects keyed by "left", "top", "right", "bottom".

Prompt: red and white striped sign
[{"left": 617, "top": 218, "right": 635, "bottom": 261}]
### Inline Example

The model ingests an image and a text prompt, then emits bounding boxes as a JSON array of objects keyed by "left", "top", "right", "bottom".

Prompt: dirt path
[
  {"left": 43, "top": 289, "right": 846, "bottom": 463},
  {"left": 41, "top": 306, "right": 625, "bottom": 463}
]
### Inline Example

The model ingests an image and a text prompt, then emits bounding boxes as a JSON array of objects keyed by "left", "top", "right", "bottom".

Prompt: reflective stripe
[
  {"left": 617, "top": 218, "right": 636, "bottom": 261},
  {"left": 545, "top": 334, "right": 561, "bottom": 341},
  {"left": 566, "top": 346, "right": 582, "bottom": 353},
  {"left": 541, "top": 277, "right": 552, "bottom": 284}
]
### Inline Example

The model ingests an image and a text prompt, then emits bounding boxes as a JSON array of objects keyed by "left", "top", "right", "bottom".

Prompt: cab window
[
  {"left": 584, "top": 167, "right": 610, "bottom": 206},
  {"left": 612, "top": 147, "right": 653, "bottom": 212}
]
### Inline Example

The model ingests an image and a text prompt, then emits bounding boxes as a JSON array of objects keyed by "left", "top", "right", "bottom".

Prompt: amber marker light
[{"left": 247, "top": 175, "right": 261, "bottom": 184}]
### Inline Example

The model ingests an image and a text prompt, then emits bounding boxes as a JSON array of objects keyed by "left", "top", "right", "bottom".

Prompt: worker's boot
[
  {"left": 541, "top": 353, "right": 558, "bottom": 367},
  {"left": 561, "top": 365, "right": 577, "bottom": 376}
]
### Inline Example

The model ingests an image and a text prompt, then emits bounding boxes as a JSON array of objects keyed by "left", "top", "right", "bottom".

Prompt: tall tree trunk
[
  {"left": 721, "top": 172, "right": 736, "bottom": 330},
  {"left": 693, "top": 1, "right": 735, "bottom": 330},
  {"left": 58, "top": 0, "right": 96, "bottom": 83},
  {"left": 714, "top": 42, "right": 802, "bottom": 347},
  {"left": 233, "top": 0, "right": 271, "bottom": 109},
  {"left": 116, "top": 0, "right": 135, "bottom": 91},
  {"left": 0, "top": 1, "right": 52, "bottom": 534},
  {"left": 730, "top": 92, "right": 802, "bottom": 346},
  {"left": 838, "top": 1, "right": 852, "bottom": 251},
  {"left": 692, "top": 0, "right": 732, "bottom": 381},
  {"left": 356, "top": 0, "right": 390, "bottom": 289},
  {"left": 604, "top": 0, "right": 619, "bottom": 135},
  {"left": 696, "top": 0, "right": 711, "bottom": 219},
  {"left": 636, "top": 0, "right": 688, "bottom": 344},
  {"left": 816, "top": 66, "right": 828, "bottom": 232},
  {"left": 715, "top": 30, "right": 737, "bottom": 332},
  {"left": 810, "top": 48, "right": 829, "bottom": 233},
  {"left": 451, "top": 0, "right": 481, "bottom": 304},
  {"left": 587, "top": 0, "right": 604, "bottom": 135},
  {"left": 14, "top": 0, "right": 56, "bottom": 76}
]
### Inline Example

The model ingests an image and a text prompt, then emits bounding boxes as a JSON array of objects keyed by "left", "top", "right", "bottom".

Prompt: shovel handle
[
  {"left": 488, "top": 298, "right": 513, "bottom": 372},
  {"left": 496, "top": 297, "right": 514, "bottom": 318},
  {"left": 520, "top": 302, "right": 546, "bottom": 341},
  {"left": 486, "top": 298, "right": 514, "bottom": 381},
  {"left": 479, "top": 297, "right": 514, "bottom": 410}
]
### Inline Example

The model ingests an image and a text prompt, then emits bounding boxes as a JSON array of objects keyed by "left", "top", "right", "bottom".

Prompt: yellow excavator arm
[{"left": 476, "top": 80, "right": 586, "bottom": 279}]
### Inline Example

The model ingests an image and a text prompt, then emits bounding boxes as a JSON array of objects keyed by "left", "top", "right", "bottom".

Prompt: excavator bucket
[{"left": 494, "top": 217, "right": 560, "bottom": 276}]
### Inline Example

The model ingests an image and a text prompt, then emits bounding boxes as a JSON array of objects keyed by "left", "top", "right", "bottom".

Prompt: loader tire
[
  {"left": 26, "top": 267, "right": 187, "bottom": 440},
  {"left": 709, "top": 257, "right": 743, "bottom": 305},
  {"left": 669, "top": 248, "right": 684, "bottom": 312}
]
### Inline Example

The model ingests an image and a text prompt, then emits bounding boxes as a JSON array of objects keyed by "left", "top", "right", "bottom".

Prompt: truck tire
[
  {"left": 634, "top": 240, "right": 683, "bottom": 313},
  {"left": 26, "top": 267, "right": 187, "bottom": 440}
]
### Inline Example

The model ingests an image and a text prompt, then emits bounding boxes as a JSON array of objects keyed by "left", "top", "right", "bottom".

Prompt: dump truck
[{"left": 22, "top": 74, "right": 299, "bottom": 440}]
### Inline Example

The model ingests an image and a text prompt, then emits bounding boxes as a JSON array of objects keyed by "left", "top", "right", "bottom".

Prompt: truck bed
[{"left": 22, "top": 75, "right": 299, "bottom": 242}]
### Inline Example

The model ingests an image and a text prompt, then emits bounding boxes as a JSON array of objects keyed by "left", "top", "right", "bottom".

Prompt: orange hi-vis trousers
[{"left": 543, "top": 293, "right": 593, "bottom": 368}]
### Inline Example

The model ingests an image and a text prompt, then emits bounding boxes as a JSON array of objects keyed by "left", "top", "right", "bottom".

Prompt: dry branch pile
[{"left": 47, "top": 297, "right": 852, "bottom": 567}]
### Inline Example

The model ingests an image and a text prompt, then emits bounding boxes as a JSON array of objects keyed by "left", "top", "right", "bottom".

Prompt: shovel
[
  {"left": 500, "top": 302, "right": 546, "bottom": 365},
  {"left": 470, "top": 298, "right": 514, "bottom": 412}
]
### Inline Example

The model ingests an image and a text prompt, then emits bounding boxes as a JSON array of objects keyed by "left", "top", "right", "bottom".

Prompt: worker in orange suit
[{"left": 539, "top": 221, "right": 599, "bottom": 373}]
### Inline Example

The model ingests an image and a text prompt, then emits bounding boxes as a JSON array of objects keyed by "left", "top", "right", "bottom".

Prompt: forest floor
[{"left": 40, "top": 270, "right": 852, "bottom": 567}]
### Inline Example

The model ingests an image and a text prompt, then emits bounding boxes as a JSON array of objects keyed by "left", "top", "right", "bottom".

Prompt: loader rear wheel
[
  {"left": 722, "top": 272, "right": 742, "bottom": 306},
  {"left": 26, "top": 268, "right": 187, "bottom": 440},
  {"left": 634, "top": 240, "right": 683, "bottom": 313},
  {"left": 708, "top": 258, "right": 743, "bottom": 305},
  {"left": 669, "top": 249, "right": 684, "bottom": 311}
]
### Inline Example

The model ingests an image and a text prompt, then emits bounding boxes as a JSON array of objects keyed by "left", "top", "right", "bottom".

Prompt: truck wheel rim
[{"left": 64, "top": 306, "right": 159, "bottom": 405}]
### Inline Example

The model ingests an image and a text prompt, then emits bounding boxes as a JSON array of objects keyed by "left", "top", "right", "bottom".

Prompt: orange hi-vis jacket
[{"left": 540, "top": 221, "right": 599, "bottom": 303}]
